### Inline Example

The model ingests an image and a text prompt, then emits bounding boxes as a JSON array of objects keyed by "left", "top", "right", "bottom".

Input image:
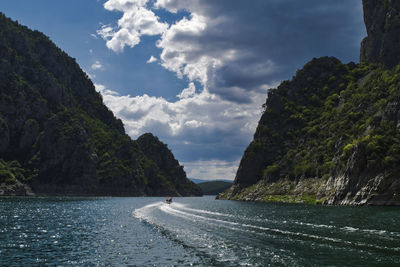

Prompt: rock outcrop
[
  {"left": 218, "top": 0, "right": 400, "bottom": 205},
  {"left": 218, "top": 59, "right": 400, "bottom": 205},
  {"left": 0, "top": 13, "right": 202, "bottom": 197},
  {"left": 360, "top": 0, "right": 400, "bottom": 68},
  {"left": 137, "top": 133, "right": 202, "bottom": 196}
]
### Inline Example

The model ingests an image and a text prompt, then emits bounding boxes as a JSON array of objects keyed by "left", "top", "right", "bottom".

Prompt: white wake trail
[
  {"left": 133, "top": 202, "right": 400, "bottom": 253},
  {"left": 163, "top": 204, "right": 400, "bottom": 252},
  {"left": 172, "top": 203, "right": 234, "bottom": 218},
  {"left": 133, "top": 202, "right": 163, "bottom": 221}
]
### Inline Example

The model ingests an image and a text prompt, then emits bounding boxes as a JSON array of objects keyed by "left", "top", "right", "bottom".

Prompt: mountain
[
  {"left": 190, "top": 178, "right": 233, "bottom": 184},
  {"left": 218, "top": 0, "right": 400, "bottom": 205},
  {"left": 198, "top": 181, "right": 233, "bottom": 195},
  {"left": 360, "top": 0, "right": 400, "bottom": 68},
  {"left": 0, "top": 13, "right": 202, "bottom": 197},
  {"left": 189, "top": 178, "right": 208, "bottom": 184}
]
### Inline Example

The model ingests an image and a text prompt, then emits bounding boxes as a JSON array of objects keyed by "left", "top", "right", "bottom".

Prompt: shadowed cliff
[
  {"left": 360, "top": 0, "right": 400, "bottom": 68},
  {"left": 0, "top": 13, "right": 202, "bottom": 197}
]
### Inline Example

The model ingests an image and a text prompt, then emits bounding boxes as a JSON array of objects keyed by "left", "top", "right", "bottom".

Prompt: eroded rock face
[
  {"left": 322, "top": 144, "right": 400, "bottom": 205},
  {"left": 0, "top": 179, "right": 34, "bottom": 196},
  {"left": 360, "top": 0, "right": 400, "bottom": 68}
]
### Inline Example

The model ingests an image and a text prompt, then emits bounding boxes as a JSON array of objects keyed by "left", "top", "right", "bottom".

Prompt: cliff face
[
  {"left": 0, "top": 13, "right": 202, "bottom": 196},
  {"left": 231, "top": 57, "right": 349, "bottom": 191},
  {"left": 360, "top": 0, "right": 400, "bottom": 68},
  {"left": 137, "top": 133, "right": 202, "bottom": 196},
  {"left": 218, "top": 0, "right": 400, "bottom": 205},
  {"left": 219, "top": 57, "right": 400, "bottom": 205}
]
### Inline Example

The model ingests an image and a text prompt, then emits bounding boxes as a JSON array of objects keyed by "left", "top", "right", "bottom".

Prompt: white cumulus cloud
[
  {"left": 95, "top": 82, "right": 268, "bottom": 179},
  {"left": 97, "top": 0, "right": 168, "bottom": 52},
  {"left": 146, "top": 55, "right": 158, "bottom": 63},
  {"left": 91, "top": 61, "right": 103, "bottom": 70},
  {"left": 176, "top": 82, "right": 196, "bottom": 99}
]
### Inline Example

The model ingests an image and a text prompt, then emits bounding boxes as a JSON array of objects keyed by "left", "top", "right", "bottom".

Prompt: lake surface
[{"left": 1, "top": 196, "right": 399, "bottom": 266}]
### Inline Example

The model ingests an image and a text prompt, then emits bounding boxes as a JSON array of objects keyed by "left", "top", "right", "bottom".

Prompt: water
[{"left": 0, "top": 196, "right": 399, "bottom": 266}]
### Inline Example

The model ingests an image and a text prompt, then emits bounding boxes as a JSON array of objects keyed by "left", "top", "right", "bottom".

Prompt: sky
[{"left": 0, "top": 0, "right": 366, "bottom": 181}]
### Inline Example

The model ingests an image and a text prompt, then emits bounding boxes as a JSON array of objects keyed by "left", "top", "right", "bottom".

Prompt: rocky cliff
[
  {"left": 137, "top": 133, "right": 202, "bottom": 196},
  {"left": 360, "top": 0, "right": 400, "bottom": 68},
  {"left": 0, "top": 13, "right": 201, "bottom": 197},
  {"left": 218, "top": 0, "right": 400, "bottom": 205}
]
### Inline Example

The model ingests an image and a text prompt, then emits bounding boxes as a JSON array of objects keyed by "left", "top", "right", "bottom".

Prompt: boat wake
[{"left": 133, "top": 201, "right": 400, "bottom": 265}]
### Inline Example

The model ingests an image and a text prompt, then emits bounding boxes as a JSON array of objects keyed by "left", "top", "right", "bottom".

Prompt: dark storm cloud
[
  {"left": 159, "top": 0, "right": 365, "bottom": 103},
  {"left": 143, "top": 119, "right": 251, "bottom": 162}
]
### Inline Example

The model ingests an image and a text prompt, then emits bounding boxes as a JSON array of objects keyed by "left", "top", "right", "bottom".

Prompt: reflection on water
[{"left": 1, "top": 196, "right": 399, "bottom": 266}]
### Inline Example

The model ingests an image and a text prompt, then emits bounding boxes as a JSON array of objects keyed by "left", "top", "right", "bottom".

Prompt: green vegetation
[
  {"left": 0, "top": 159, "right": 24, "bottom": 184},
  {"left": 255, "top": 58, "right": 400, "bottom": 181},
  {"left": 0, "top": 13, "right": 201, "bottom": 196},
  {"left": 261, "top": 195, "right": 319, "bottom": 205},
  {"left": 229, "top": 178, "right": 326, "bottom": 204},
  {"left": 198, "top": 181, "right": 233, "bottom": 195},
  {"left": 229, "top": 56, "right": 400, "bottom": 204}
]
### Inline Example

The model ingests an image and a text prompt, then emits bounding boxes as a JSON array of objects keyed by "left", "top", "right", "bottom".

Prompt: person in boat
[{"left": 166, "top": 196, "right": 172, "bottom": 203}]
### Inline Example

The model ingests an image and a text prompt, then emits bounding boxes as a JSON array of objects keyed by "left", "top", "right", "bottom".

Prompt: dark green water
[{"left": 0, "top": 196, "right": 399, "bottom": 266}]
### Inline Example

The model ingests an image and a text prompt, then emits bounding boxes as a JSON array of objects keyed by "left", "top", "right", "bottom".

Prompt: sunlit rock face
[{"left": 360, "top": 0, "right": 400, "bottom": 68}]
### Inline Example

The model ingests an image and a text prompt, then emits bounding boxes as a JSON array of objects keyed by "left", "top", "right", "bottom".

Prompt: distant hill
[
  {"left": 189, "top": 178, "right": 207, "bottom": 184},
  {"left": 198, "top": 181, "right": 233, "bottom": 195},
  {"left": 0, "top": 12, "right": 201, "bottom": 197},
  {"left": 190, "top": 178, "right": 233, "bottom": 184}
]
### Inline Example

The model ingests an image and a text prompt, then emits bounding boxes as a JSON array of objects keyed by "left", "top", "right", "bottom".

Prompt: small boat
[{"left": 166, "top": 196, "right": 172, "bottom": 204}]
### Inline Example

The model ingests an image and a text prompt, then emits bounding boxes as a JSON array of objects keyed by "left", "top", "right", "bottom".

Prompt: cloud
[
  {"left": 156, "top": 13, "right": 210, "bottom": 83},
  {"left": 182, "top": 159, "right": 239, "bottom": 181},
  {"left": 154, "top": 0, "right": 364, "bottom": 103},
  {"left": 91, "top": 60, "right": 103, "bottom": 70},
  {"left": 96, "top": 83, "right": 265, "bottom": 164},
  {"left": 100, "top": 0, "right": 364, "bottom": 102},
  {"left": 176, "top": 82, "right": 195, "bottom": 99},
  {"left": 86, "top": 72, "right": 96, "bottom": 79},
  {"left": 94, "top": 83, "right": 106, "bottom": 92},
  {"left": 94, "top": 83, "right": 119, "bottom": 96},
  {"left": 97, "top": 0, "right": 168, "bottom": 52},
  {"left": 97, "top": 25, "right": 114, "bottom": 39},
  {"left": 97, "top": 0, "right": 365, "bottom": 179},
  {"left": 146, "top": 55, "right": 157, "bottom": 63}
]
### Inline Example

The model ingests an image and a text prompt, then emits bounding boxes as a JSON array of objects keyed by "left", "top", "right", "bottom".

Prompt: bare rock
[{"left": 360, "top": 0, "right": 400, "bottom": 68}]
